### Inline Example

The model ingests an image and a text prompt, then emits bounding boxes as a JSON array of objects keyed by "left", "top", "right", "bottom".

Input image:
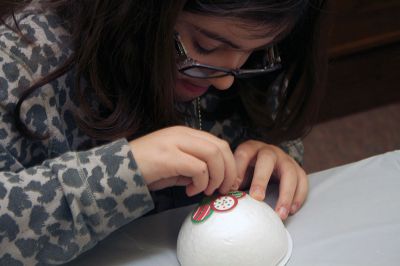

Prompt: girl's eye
[{"left": 192, "top": 41, "right": 216, "bottom": 55}]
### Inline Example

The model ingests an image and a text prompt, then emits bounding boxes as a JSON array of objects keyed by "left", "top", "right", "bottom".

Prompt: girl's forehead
[{"left": 177, "top": 12, "right": 281, "bottom": 51}]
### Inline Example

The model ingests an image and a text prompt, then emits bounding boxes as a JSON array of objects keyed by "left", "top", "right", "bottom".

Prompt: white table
[{"left": 69, "top": 150, "right": 400, "bottom": 266}]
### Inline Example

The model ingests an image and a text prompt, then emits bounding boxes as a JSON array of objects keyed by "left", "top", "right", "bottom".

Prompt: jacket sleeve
[
  {"left": 0, "top": 28, "right": 154, "bottom": 265},
  {"left": 0, "top": 138, "right": 154, "bottom": 265}
]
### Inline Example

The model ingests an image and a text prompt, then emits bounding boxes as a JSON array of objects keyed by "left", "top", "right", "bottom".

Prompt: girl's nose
[
  {"left": 209, "top": 75, "right": 235, "bottom": 91},
  {"left": 208, "top": 52, "right": 249, "bottom": 91}
]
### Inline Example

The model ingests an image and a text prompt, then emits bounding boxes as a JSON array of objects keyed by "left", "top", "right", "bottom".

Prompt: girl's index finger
[{"left": 249, "top": 148, "right": 277, "bottom": 201}]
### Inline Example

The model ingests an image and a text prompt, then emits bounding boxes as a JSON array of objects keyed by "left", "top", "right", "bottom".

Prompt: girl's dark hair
[
  {"left": 1, "top": 0, "right": 328, "bottom": 143},
  {"left": 185, "top": 0, "right": 328, "bottom": 143}
]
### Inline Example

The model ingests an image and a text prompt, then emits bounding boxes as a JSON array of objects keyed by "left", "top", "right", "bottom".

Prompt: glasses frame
[{"left": 174, "top": 32, "right": 282, "bottom": 79}]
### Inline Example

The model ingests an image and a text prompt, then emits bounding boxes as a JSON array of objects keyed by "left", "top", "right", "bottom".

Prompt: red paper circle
[{"left": 211, "top": 195, "right": 238, "bottom": 212}]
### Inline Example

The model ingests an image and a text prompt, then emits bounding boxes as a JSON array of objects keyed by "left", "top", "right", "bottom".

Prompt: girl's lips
[{"left": 179, "top": 79, "right": 209, "bottom": 95}]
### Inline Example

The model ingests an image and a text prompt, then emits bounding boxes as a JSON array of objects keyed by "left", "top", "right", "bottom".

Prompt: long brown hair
[{"left": 1, "top": 0, "right": 328, "bottom": 143}]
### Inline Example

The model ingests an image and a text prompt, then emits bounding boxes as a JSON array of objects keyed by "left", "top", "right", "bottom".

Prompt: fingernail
[
  {"left": 231, "top": 182, "right": 239, "bottom": 191},
  {"left": 278, "top": 207, "right": 288, "bottom": 220},
  {"left": 251, "top": 187, "right": 265, "bottom": 200},
  {"left": 291, "top": 203, "right": 298, "bottom": 213}
]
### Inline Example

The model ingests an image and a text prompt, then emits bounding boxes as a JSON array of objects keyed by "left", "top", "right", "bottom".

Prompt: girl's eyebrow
[
  {"left": 192, "top": 24, "right": 275, "bottom": 51},
  {"left": 192, "top": 25, "right": 242, "bottom": 49}
]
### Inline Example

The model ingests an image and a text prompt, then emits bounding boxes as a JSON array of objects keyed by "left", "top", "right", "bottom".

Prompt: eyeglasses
[{"left": 174, "top": 32, "right": 282, "bottom": 79}]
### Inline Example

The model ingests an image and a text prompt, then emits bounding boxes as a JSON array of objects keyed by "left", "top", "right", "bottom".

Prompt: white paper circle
[{"left": 177, "top": 194, "right": 292, "bottom": 266}]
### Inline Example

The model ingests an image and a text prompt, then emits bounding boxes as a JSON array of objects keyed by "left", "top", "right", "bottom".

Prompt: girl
[{"left": 0, "top": 0, "right": 327, "bottom": 264}]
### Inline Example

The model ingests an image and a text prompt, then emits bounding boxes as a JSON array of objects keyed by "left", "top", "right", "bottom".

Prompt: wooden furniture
[{"left": 318, "top": 0, "right": 400, "bottom": 122}]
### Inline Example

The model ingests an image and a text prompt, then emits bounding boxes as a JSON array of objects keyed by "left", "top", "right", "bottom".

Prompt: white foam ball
[{"left": 177, "top": 192, "right": 291, "bottom": 266}]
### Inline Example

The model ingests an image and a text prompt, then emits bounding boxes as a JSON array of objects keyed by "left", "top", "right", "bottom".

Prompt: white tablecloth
[{"left": 69, "top": 150, "right": 400, "bottom": 266}]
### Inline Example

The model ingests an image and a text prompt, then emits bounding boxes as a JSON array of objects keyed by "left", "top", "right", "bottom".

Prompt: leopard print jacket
[{"left": 0, "top": 2, "right": 304, "bottom": 265}]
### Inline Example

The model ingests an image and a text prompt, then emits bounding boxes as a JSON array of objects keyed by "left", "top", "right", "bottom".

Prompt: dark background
[{"left": 303, "top": 0, "right": 400, "bottom": 172}]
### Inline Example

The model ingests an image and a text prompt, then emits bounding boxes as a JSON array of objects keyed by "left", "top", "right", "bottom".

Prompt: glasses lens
[{"left": 182, "top": 66, "right": 228, "bottom": 78}]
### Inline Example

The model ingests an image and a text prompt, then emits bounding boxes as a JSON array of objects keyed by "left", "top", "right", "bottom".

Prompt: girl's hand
[
  {"left": 129, "top": 126, "right": 238, "bottom": 197},
  {"left": 234, "top": 140, "right": 308, "bottom": 220}
]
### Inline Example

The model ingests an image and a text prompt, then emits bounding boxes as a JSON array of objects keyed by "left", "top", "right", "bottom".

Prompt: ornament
[{"left": 178, "top": 191, "right": 292, "bottom": 266}]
